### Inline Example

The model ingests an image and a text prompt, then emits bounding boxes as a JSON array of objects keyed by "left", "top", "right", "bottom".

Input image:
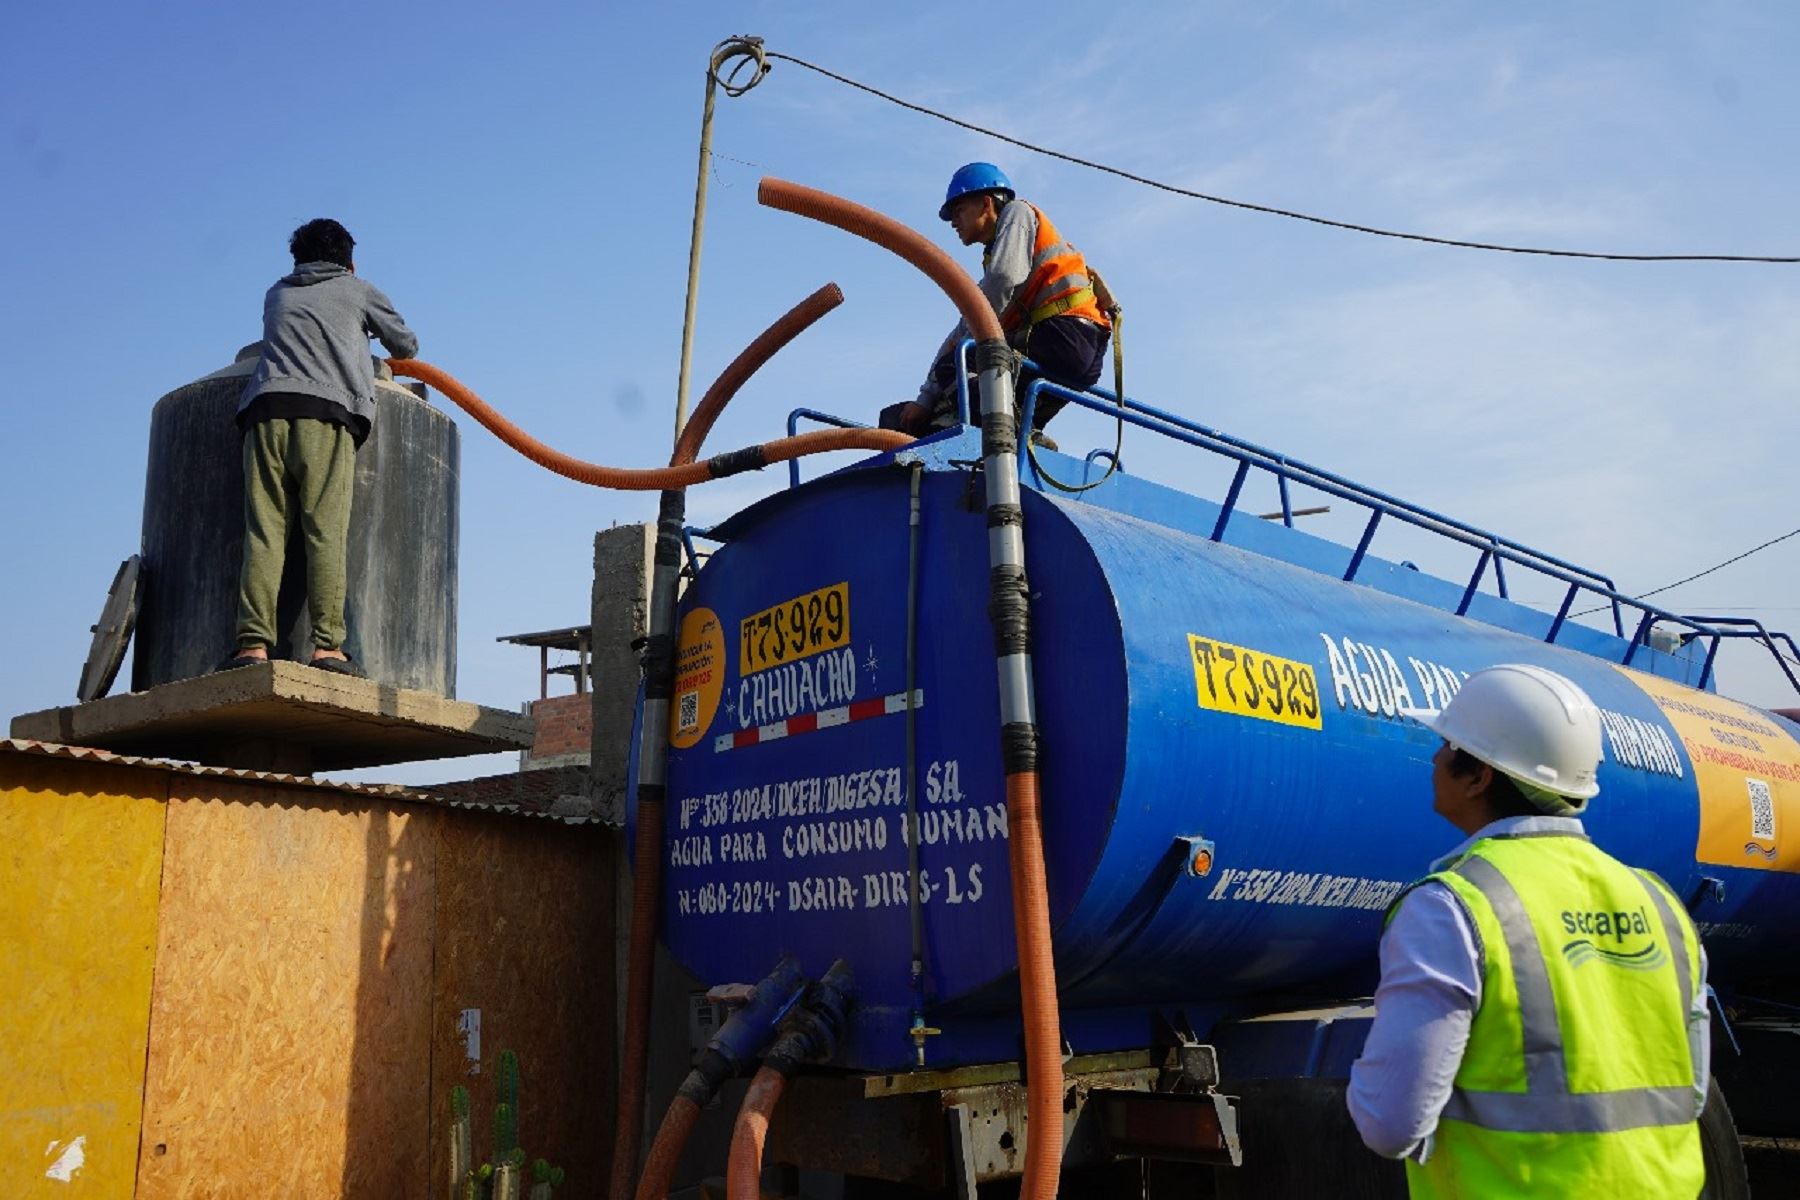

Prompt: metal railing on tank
[
  {"left": 800, "top": 339, "right": 1798, "bottom": 696},
  {"left": 784, "top": 408, "right": 875, "bottom": 489}
]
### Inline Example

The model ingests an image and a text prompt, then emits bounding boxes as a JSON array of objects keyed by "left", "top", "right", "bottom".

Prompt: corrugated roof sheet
[{"left": 0, "top": 738, "right": 598, "bottom": 824}]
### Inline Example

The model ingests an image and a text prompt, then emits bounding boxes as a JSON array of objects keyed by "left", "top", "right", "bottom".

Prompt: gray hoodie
[{"left": 239, "top": 261, "right": 419, "bottom": 432}]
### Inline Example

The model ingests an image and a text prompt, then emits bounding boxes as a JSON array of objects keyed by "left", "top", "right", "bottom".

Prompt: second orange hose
[
  {"left": 612, "top": 795, "right": 665, "bottom": 1200},
  {"left": 673, "top": 283, "right": 844, "bottom": 467},
  {"left": 612, "top": 281, "right": 855, "bottom": 1200},
  {"left": 1006, "top": 770, "right": 1064, "bottom": 1196},
  {"left": 726, "top": 1066, "right": 789, "bottom": 1200},
  {"left": 386, "top": 358, "right": 910, "bottom": 489},
  {"left": 635, "top": 1094, "right": 701, "bottom": 1200}
]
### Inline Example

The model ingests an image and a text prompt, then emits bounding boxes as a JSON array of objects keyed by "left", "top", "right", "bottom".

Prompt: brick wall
[{"left": 528, "top": 693, "right": 591, "bottom": 766}]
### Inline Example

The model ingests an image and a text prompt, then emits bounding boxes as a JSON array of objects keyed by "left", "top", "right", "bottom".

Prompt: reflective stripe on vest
[
  {"left": 994, "top": 203, "right": 1110, "bottom": 334},
  {"left": 1404, "top": 832, "right": 1705, "bottom": 1198},
  {"left": 1441, "top": 840, "right": 1702, "bottom": 1134}
]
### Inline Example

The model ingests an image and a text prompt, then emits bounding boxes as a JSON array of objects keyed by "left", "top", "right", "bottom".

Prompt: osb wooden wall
[
  {"left": 430, "top": 812, "right": 614, "bottom": 1195},
  {"left": 128, "top": 778, "right": 613, "bottom": 1199}
]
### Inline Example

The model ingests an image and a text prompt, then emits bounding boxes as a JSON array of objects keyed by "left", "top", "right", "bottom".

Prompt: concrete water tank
[{"left": 132, "top": 346, "right": 459, "bottom": 695}]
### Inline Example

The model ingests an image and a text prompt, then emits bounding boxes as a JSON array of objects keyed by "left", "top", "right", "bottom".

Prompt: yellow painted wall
[
  {"left": 0, "top": 757, "right": 167, "bottom": 1198},
  {"left": 0, "top": 752, "right": 612, "bottom": 1197}
]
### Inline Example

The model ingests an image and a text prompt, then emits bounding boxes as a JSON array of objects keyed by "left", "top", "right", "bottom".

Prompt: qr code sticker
[
  {"left": 677, "top": 691, "right": 699, "bottom": 733},
  {"left": 1747, "top": 778, "right": 1775, "bottom": 841}
]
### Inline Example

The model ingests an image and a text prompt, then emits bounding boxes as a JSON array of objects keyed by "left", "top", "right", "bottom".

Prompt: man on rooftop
[{"left": 217, "top": 218, "right": 418, "bottom": 678}]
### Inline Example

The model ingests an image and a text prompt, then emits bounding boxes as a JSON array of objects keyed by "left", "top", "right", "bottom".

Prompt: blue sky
[{"left": 4, "top": 3, "right": 1796, "bottom": 784}]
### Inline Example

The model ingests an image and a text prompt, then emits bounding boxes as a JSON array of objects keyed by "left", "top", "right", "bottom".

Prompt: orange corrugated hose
[
  {"left": 758, "top": 176, "right": 1066, "bottom": 1200},
  {"left": 386, "top": 358, "right": 909, "bottom": 490},
  {"left": 615, "top": 792, "right": 665, "bottom": 1200},
  {"left": 673, "top": 283, "right": 845, "bottom": 468},
  {"left": 1006, "top": 772, "right": 1062, "bottom": 1192},
  {"left": 635, "top": 1095, "right": 701, "bottom": 1200},
  {"left": 620, "top": 283, "right": 855, "bottom": 1200},
  {"left": 390, "top": 283, "right": 901, "bottom": 1200},
  {"left": 757, "top": 179, "right": 1004, "bottom": 345},
  {"left": 726, "top": 1066, "right": 788, "bottom": 1200}
]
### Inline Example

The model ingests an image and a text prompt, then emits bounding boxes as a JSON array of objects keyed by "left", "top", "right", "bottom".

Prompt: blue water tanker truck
[
  {"left": 630, "top": 364, "right": 1800, "bottom": 1197},
  {"left": 620, "top": 189, "right": 1800, "bottom": 1198}
]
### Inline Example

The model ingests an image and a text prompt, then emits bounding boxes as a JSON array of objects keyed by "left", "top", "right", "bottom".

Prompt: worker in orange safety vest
[{"left": 882, "top": 163, "right": 1113, "bottom": 444}]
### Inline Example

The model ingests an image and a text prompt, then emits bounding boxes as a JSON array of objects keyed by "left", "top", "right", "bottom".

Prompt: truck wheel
[{"left": 1698, "top": 1079, "right": 1749, "bottom": 1200}]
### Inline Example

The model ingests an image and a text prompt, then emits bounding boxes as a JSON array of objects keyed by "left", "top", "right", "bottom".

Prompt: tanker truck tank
[{"left": 648, "top": 425, "right": 1800, "bottom": 1073}]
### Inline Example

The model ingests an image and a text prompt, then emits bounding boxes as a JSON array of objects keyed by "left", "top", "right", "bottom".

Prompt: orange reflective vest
[{"left": 990, "top": 202, "right": 1111, "bottom": 336}]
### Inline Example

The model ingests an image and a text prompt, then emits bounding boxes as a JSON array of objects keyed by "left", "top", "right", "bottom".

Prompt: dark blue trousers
[{"left": 919, "top": 315, "right": 1110, "bottom": 431}]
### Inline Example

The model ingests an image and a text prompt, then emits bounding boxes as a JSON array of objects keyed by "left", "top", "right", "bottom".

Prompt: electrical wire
[
  {"left": 760, "top": 49, "right": 1798, "bottom": 264},
  {"left": 1573, "top": 526, "right": 1800, "bottom": 616}
]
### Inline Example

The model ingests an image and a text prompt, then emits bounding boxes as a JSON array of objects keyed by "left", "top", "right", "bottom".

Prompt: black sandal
[
  {"left": 307, "top": 655, "right": 366, "bottom": 678},
  {"left": 214, "top": 653, "right": 267, "bottom": 673}
]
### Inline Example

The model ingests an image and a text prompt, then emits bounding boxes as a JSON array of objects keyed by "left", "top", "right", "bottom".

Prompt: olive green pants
[{"left": 235, "top": 418, "right": 356, "bottom": 652}]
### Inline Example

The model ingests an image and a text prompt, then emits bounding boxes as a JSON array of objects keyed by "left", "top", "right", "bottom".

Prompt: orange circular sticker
[{"left": 670, "top": 606, "right": 726, "bottom": 749}]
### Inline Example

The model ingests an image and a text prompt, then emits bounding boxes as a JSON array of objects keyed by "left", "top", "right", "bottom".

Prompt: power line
[
  {"left": 761, "top": 49, "right": 1799, "bottom": 264},
  {"left": 1574, "top": 526, "right": 1800, "bottom": 616},
  {"left": 1621, "top": 525, "right": 1800, "bottom": 602},
  {"left": 1651, "top": 606, "right": 1800, "bottom": 613}
]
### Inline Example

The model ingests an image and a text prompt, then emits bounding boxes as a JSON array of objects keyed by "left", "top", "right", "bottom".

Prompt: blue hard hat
[{"left": 939, "top": 162, "right": 1014, "bottom": 221}]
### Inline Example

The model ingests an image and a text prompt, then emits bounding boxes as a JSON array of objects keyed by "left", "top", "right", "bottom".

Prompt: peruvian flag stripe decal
[{"left": 712, "top": 690, "right": 924, "bottom": 753}]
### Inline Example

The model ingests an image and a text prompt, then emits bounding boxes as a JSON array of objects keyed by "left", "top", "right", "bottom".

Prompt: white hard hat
[{"left": 1399, "top": 663, "right": 1603, "bottom": 814}]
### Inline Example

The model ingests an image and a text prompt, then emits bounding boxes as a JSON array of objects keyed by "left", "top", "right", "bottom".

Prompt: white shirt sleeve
[
  {"left": 978, "top": 200, "right": 1036, "bottom": 316},
  {"left": 1692, "top": 946, "right": 1712, "bottom": 1118},
  {"left": 1347, "top": 882, "right": 1482, "bottom": 1161}
]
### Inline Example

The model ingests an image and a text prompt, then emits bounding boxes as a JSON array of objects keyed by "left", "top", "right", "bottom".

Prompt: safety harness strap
[{"left": 1023, "top": 286, "right": 1098, "bottom": 329}]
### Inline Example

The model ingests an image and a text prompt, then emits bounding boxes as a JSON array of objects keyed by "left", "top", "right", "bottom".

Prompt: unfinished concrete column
[
  {"left": 590, "top": 523, "right": 656, "bottom": 822},
  {"left": 594, "top": 520, "right": 656, "bottom": 1186}
]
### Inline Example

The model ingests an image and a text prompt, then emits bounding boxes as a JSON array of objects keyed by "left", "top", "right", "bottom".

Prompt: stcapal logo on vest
[{"left": 1560, "top": 905, "right": 1670, "bottom": 971}]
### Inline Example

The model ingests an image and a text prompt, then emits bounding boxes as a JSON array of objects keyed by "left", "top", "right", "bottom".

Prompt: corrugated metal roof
[{"left": 0, "top": 738, "right": 597, "bottom": 824}]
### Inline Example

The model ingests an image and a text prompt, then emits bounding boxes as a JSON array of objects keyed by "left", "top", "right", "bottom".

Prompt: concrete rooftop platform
[{"left": 9, "top": 661, "right": 533, "bottom": 774}]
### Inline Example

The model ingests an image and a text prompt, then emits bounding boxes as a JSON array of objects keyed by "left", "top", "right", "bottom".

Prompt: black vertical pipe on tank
[{"left": 132, "top": 348, "right": 459, "bottom": 695}]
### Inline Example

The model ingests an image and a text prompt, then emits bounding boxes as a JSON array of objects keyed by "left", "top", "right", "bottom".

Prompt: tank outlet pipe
[
  {"left": 611, "top": 281, "right": 853, "bottom": 1200},
  {"left": 756, "top": 177, "right": 1065, "bottom": 1200},
  {"left": 726, "top": 961, "right": 857, "bottom": 1200},
  {"left": 386, "top": 358, "right": 909, "bottom": 493},
  {"left": 635, "top": 956, "right": 808, "bottom": 1200}
]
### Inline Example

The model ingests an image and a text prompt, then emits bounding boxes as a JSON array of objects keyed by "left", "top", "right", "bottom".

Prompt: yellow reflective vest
[{"left": 1406, "top": 831, "right": 1706, "bottom": 1198}]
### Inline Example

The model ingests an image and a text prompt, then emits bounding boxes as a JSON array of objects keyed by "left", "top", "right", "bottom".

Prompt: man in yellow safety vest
[
  {"left": 883, "top": 163, "right": 1112, "bottom": 442},
  {"left": 1348, "top": 663, "right": 1709, "bottom": 1196}
]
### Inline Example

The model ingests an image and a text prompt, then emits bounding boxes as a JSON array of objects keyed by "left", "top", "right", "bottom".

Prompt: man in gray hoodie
[{"left": 219, "top": 218, "right": 418, "bottom": 676}]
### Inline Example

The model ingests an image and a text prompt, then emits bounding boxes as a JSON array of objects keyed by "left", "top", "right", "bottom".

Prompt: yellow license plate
[
  {"left": 740, "top": 582, "right": 851, "bottom": 675},
  {"left": 1188, "top": 634, "right": 1323, "bottom": 730}
]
